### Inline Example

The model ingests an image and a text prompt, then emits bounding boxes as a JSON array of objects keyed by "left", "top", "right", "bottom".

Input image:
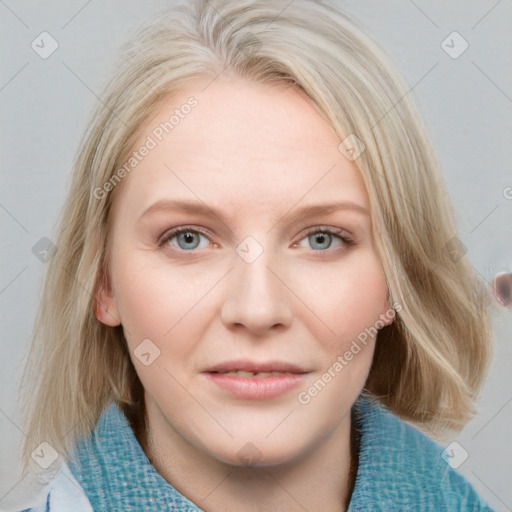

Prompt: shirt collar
[{"left": 68, "top": 392, "right": 446, "bottom": 511}]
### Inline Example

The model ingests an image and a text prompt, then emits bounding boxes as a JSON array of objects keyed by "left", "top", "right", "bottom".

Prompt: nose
[{"left": 220, "top": 244, "right": 293, "bottom": 337}]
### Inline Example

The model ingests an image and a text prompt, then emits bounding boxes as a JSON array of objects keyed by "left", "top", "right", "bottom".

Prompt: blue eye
[
  {"left": 159, "top": 228, "right": 210, "bottom": 251},
  {"left": 298, "top": 228, "right": 354, "bottom": 251},
  {"left": 158, "top": 226, "right": 354, "bottom": 254},
  {"left": 308, "top": 231, "right": 333, "bottom": 250}
]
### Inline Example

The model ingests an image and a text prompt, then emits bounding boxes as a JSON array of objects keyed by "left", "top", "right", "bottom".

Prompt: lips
[
  {"left": 204, "top": 359, "right": 309, "bottom": 375},
  {"left": 202, "top": 359, "right": 310, "bottom": 399},
  {"left": 213, "top": 370, "right": 294, "bottom": 378}
]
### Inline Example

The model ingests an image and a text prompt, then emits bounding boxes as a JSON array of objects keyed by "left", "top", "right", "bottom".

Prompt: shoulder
[
  {"left": 348, "top": 394, "right": 496, "bottom": 512},
  {"left": 14, "top": 462, "right": 92, "bottom": 512},
  {"left": 14, "top": 402, "right": 134, "bottom": 512}
]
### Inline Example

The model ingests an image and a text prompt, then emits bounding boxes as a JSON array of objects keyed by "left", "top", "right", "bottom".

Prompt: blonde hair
[{"left": 20, "top": 0, "right": 493, "bottom": 471}]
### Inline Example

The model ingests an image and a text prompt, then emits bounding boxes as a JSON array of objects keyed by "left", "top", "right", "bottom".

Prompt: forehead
[{"left": 114, "top": 78, "right": 368, "bottom": 221}]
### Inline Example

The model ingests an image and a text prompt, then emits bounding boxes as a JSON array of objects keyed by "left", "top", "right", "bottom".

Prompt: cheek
[
  {"left": 293, "top": 252, "right": 389, "bottom": 348},
  {"left": 110, "top": 254, "right": 176, "bottom": 342},
  {"left": 110, "top": 257, "right": 209, "bottom": 395},
  {"left": 111, "top": 253, "right": 221, "bottom": 349}
]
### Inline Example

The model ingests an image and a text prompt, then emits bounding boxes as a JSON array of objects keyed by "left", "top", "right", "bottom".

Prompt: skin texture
[{"left": 96, "top": 78, "right": 393, "bottom": 512}]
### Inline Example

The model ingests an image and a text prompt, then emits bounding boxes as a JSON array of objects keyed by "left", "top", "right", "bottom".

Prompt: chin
[{"left": 199, "top": 434, "right": 309, "bottom": 470}]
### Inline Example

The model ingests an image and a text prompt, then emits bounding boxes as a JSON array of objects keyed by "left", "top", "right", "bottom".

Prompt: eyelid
[
  {"left": 157, "top": 225, "right": 215, "bottom": 247},
  {"left": 293, "top": 225, "right": 355, "bottom": 247},
  {"left": 158, "top": 224, "right": 356, "bottom": 253}
]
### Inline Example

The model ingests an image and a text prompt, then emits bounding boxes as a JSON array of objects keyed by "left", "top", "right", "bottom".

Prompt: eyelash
[{"left": 157, "top": 225, "right": 355, "bottom": 254}]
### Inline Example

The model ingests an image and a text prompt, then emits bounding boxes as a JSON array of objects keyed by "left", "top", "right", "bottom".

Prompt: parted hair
[{"left": 20, "top": 0, "right": 493, "bottom": 471}]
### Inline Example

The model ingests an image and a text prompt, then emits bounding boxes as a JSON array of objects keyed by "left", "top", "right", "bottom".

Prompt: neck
[{"left": 134, "top": 397, "right": 359, "bottom": 512}]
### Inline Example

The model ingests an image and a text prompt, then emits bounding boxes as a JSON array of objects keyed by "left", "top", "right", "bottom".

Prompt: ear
[
  {"left": 377, "top": 294, "right": 396, "bottom": 328},
  {"left": 94, "top": 271, "right": 121, "bottom": 327}
]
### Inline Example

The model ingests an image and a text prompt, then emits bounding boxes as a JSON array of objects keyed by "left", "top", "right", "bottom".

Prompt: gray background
[{"left": 1, "top": 0, "right": 511, "bottom": 510}]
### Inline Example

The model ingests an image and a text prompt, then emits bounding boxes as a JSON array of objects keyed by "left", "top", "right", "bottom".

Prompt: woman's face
[{"left": 97, "top": 78, "right": 392, "bottom": 467}]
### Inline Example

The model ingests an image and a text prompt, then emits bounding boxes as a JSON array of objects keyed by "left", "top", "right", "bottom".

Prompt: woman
[{"left": 17, "top": 0, "right": 495, "bottom": 510}]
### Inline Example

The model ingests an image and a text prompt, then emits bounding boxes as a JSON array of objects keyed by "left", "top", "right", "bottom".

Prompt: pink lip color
[
  {"left": 202, "top": 372, "right": 307, "bottom": 399},
  {"left": 202, "top": 359, "right": 310, "bottom": 400}
]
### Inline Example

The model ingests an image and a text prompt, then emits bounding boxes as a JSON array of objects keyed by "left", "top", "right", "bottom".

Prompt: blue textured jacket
[{"left": 19, "top": 393, "right": 496, "bottom": 511}]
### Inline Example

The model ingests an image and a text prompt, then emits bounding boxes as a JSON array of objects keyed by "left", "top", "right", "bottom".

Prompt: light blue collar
[{"left": 67, "top": 392, "right": 493, "bottom": 511}]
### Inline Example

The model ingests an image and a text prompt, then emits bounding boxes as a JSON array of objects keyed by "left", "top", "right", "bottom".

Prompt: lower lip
[{"left": 202, "top": 372, "right": 307, "bottom": 400}]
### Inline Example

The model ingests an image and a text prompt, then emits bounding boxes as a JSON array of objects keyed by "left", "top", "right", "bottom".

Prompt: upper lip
[{"left": 204, "top": 359, "right": 309, "bottom": 374}]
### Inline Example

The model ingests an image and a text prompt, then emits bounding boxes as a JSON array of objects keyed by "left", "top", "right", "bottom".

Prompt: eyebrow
[{"left": 138, "top": 199, "right": 369, "bottom": 227}]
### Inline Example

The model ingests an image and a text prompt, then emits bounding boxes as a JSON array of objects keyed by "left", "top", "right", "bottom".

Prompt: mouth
[
  {"left": 208, "top": 370, "right": 298, "bottom": 378},
  {"left": 202, "top": 360, "right": 310, "bottom": 399},
  {"left": 204, "top": 359, "right": 309, "bottom": 375}
]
